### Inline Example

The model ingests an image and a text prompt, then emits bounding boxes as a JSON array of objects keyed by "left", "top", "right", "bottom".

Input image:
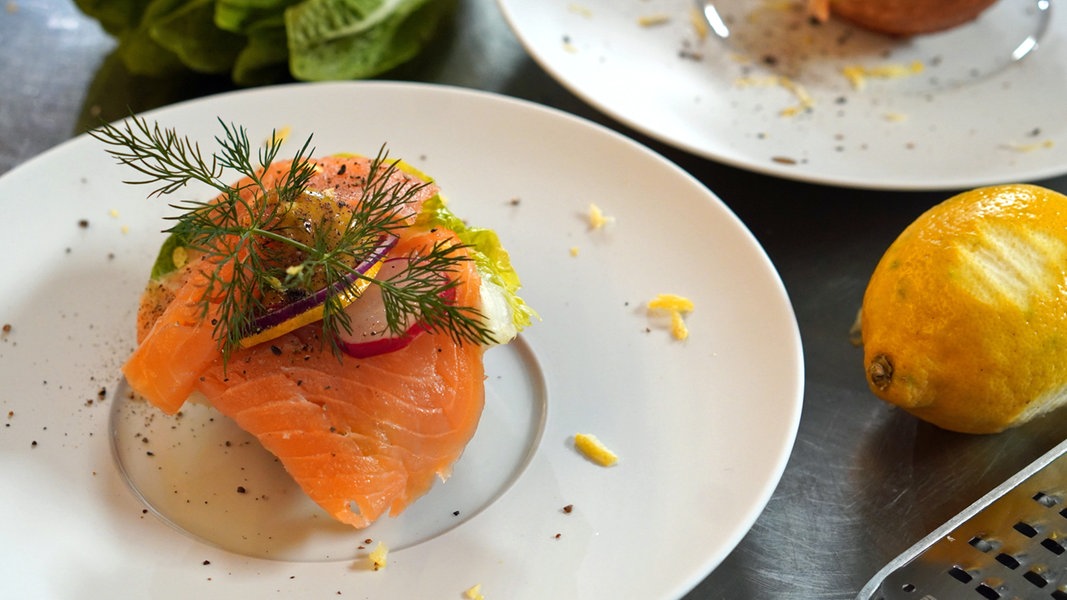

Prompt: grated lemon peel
[
  {"left": 587, "top": 203, "right": 613, "bottom": 230},
  {"left": 574, "top": 433, "right": 618, "bottom": 467},
  {"left": 369, "top": 541, "right": 388, "bottom": 571},
  {"left": 647, "top": 293, "right": 694, "bottom": 340},
  {"left": 464, "top": 583, "right": 486, "bottom": 600},
  {"left": 841, "top": 60, "right": 924, "bottom": 91}
]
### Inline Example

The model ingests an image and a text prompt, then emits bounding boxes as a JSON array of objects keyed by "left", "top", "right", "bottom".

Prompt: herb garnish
[{"left": 91, "top": 116, "right": 493, "bottom": 360}]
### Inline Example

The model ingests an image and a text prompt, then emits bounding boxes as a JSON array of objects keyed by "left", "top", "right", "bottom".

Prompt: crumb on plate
[
  {"left": 574, "top": 433, "right": 618, "bottom": 467},
  {"left": 689, "top": 6, "right": 708, "bottom": 39},
  {"left": 841, "top": 60, "right": 924, "bottom": 91},
  {"left": 637, "top": 14, "right": 670, "bottom": 27},
  {"left": 587, "top": 203, "right": 613, "bottom": 230},
  {"left": 647, "top": 293, "right": 694, "bottom": 340},
  {"left": 369, "top": 541, "right": 388, "bottom": 571}
]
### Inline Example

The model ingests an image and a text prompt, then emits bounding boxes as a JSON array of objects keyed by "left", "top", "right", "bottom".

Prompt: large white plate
[
  {"left": 0, "top": 82, "right": 802, "bottom": 599},
  {"left": 498, "top": 0, "right": 1067, "bottom": 190}
]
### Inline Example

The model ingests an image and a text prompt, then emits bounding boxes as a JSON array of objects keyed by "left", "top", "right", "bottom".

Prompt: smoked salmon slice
[{"left": 123, "top": 154, "right": 492, "bottom": 528}]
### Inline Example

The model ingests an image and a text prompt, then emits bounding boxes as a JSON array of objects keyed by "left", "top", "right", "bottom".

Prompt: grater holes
[
  {"left": 1023, "top": 569, "right": 1048, "bottom": 588},
  {"left": 969, "top": 535, "right": 995, "bottom": 553},
  {"left": 995, "top": 553, "right": 1021, "bottom": 569},
  {"left": 1015, "top": 521, "right": 1040, "bottom": 538},
  {"left": 1034, "top": 491, "right": 1061, "bottom": 508},
  {"left": 949, "top": 566, "right": 974, "bottom": 583},
  {"left": 975, "top": 582, "right": 1001, "bottom": 599},
  {"left": 1042, "top": 538, "right": 1066, "bottom": 555}
]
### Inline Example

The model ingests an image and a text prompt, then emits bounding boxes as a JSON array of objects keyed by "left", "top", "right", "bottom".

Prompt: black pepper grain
[
  {"left": 237, "top": 486, "right": 247, "bottom": 494},
  {"left": 78, "top": 219, "right": 89, "bottom": 228}
]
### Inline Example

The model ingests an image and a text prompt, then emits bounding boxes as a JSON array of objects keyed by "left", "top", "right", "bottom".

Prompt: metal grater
[{"left": 859, "top": 437, "right": 1067, "bottom": 600}]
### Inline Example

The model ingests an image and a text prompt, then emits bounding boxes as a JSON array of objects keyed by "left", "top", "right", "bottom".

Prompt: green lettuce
[
  {"left": 74, "top": 0, "right": 454, "bottom": 85},
  {"left": 416, "top": 195, "right": 538, "bottom": 336}
]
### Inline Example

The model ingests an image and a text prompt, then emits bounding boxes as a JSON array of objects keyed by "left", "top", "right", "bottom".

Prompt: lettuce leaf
[
  {"left": 286, "top": 0, "right": 454, "bottom": 80},
  {"left": 416, "top": 194, "right": 537, "bottom": 338},
  {"left": 74, "top": 0, "right": 454, "bottom": 83}
]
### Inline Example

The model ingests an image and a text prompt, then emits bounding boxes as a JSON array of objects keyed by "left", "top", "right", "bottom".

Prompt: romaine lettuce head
[
  {"left": 74, "top": 0, "right": 454, "bottom": 83},
  {"left": 286, "top": 0, "right": 455, "bottom": 81}
]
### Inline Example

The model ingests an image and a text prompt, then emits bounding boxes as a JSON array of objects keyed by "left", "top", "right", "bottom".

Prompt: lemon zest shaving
[
  {"left": 637, "top": 14, "right": 669, "bottom": 27},
  {"left": 574, "top": 433, "right": 618, "bottom": 467},
  {"left": 369, "top": 541, "right": 388, "bottom": 571},
  {"left": 648, "top": 293, "right": 694, "bottom": 340}
]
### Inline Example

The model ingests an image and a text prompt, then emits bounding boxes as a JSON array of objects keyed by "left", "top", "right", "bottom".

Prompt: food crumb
[
  {"left": 734, "top": 75, "right": 813, "bottom": 117},
  {"left": 368, "top": 541, "right": 388, "bottom": 571},
  {"left": 554, "top": 533, "right": 562, "bottom": 539},
  {"left": 637, "top": 14, "right": 669, "bottom": 27},
  {"left": 109, "top": 208, "right": 120, "bottom": 218},
  {"left": 567, "top": 3, "right": 591, "bottom": 17},
  {"left": 270, "top": 126, "right": 291, "bottom": 145},
  {"left": 841, "top": 60, "right": 924, "bottom": 91},
  {"left": 78, "top": 219, "right": 89, "bottom": 228},
  {"left": 562, "top": 504, "right": 574, "bottom": 514},
  {"left": 647, "top": 293, "right": 694, "bottom": 341},
  {"left": 586, "top": 203, "right": 613, "bottom": 230},
  {"left": 574, "top": 433, "right": 618, "bottom": 467},
  {"left": 2, "top": 323, "right": 11, "bottom": 334},
  {"left": 464, "top": 583, "right": 486, "bottom": 600},
  {"left": 689, "top": 6, "right": 709, "bottom": 39},
  {"left": 569, "top": 246, "right": 580, "bottom": 257},
  {"left": 1003, "top": 139, "right": 1055, "bottom": 153}
]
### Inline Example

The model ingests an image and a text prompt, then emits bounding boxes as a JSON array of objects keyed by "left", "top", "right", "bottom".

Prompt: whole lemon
[{"left": 861, "top": 184, "right": 1067, "bottom": 434}]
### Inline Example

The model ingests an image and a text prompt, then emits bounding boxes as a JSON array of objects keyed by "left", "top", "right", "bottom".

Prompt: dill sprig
[{"left": 91, "top": 115, "right": 494, "bottom": 360}]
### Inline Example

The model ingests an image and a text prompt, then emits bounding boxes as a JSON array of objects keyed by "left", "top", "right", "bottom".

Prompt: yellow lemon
[{"left": 861, "top": 184, "right": 1067, "bottom": 434}]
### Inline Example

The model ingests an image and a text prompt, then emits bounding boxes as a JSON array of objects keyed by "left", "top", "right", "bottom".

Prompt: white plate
[
  {"left": 0, "top": 82, "right": 802, "bottom": 599},
  {"left": 498, "top": 0, "right": 1067, "bottom": 190}
]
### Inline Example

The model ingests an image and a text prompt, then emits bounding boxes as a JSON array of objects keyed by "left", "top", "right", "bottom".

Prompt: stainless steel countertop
[{"left": 4, "top": 0, "right": 1067, "bottom": 597}]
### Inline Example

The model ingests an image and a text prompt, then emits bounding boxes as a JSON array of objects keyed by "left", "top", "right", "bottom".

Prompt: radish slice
[
  {"left": 337, "top": 257, "right": 456, "bottom": 358},
  {"left": 238, "top": 234, "right": 398, "bottom": 348}
]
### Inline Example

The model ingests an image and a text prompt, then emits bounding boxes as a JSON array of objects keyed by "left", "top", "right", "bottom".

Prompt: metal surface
[
  {"left": 860, "top": 438, "right": 1067, "bottom": 600},
  {"left": 4, "top": 0, "right": 1067, "bottom": 597}
]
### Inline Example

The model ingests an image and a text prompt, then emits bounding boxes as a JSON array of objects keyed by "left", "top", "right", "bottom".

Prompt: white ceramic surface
[
  {"left": 498, "top": 0, "right": 1066, "bottom": 189},
  {"left": 0, "top": 82, "right": 802, "bottom": 599}
]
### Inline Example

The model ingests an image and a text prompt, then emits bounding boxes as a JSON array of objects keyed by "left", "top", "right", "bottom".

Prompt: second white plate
[{"left": 498, "top": 0, "right": 1067, "bottom": 190}]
